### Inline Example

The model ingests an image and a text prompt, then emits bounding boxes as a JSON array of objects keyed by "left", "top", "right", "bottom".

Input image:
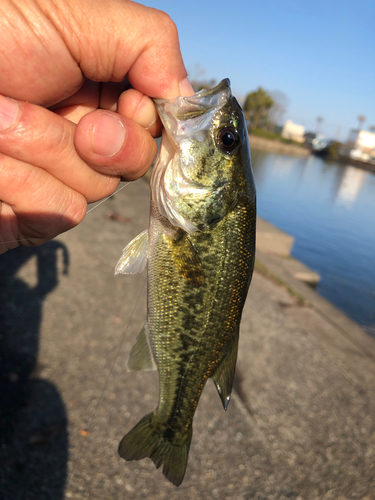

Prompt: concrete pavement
[{"left": 1, "top": 177, "right": 374, "bottom": 500}]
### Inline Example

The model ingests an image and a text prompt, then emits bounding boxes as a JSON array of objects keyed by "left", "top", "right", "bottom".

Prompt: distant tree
[
  {"left": 190, "top": 78, "right": 217, "bottom": 92},
  {"left": 327, "top": 141, "right": 342, "bottom": 160},
  {"left": 188, "top": 63, "right": 217, "bottom": 92},
  {"left": 357, "top": 115, "right": 366, "bottom": 131},
  {"left": 316, "top": 116, "right": 324, "bottom": 134},
  {"left": 243, "top": 87, "right": 274, "bottom": 131},
  {"left": 369, "top": 125, "right": 375, "bottom": 133},
  {"left": 268, "top": 90, "right": 290, "bottom": 129}
]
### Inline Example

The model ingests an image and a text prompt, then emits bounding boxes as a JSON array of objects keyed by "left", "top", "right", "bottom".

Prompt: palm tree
[
  {"left": 357, "top": 115, "right": 366, "bottom": 131},
  {"left": 316, "top": 116, "right": 323, "bottom": 134}
]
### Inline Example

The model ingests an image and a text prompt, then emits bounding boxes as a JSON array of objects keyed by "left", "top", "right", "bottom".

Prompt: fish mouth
[
  {"left": 154, "top": 79, "right": 232, "bottom": 124},
  {"left": 151, "top": 80, "right": 234, "bottom": 234}
]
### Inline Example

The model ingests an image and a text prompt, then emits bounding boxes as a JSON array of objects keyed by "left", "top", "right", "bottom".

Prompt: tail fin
[{"left": 118, "top": 412, "right": 192, "bottom": 486}]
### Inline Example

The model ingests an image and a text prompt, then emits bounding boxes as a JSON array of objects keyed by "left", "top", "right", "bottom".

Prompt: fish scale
[{"left": 115, "top": 79, "right": 256, "bottom": 486}]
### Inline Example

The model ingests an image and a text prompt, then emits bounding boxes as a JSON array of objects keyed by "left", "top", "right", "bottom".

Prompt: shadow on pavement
[{"left": 0, "top": 243, "right": 69, "bottom": 500}]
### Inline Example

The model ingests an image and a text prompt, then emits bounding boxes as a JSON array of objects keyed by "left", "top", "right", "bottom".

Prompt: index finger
[
  {"left": 124, "top": 6, "right": 195, "bottom": 99},
  {"left": 50, "top": 1, "right": 195, "bottom": 99}
]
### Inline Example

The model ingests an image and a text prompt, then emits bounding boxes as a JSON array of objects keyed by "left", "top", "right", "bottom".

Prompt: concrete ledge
[
  {"left": 255, "top": 248, "right": 375, "bottom": 361},
  {"left": 256, "top": 217, "right": 294, "bottom": 256},
  {"left": 256, "top": 217, "right": 320, "bottom": 286},
  {"left": 279, "top": 256, "right": 320, "bottom": 287}
]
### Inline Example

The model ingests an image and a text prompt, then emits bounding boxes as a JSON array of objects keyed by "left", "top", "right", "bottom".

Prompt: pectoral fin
[
  {"left": 115, "top": 229, "right": 148, "bottom": 275},
  {"left": 127, "top": 323, "right": 156, "bottom": 371},
  {"left": 167, "top": 231, "right": 205, "bottom": 286},
  {"left": 211, "top": 327, "right": 239, "bottom": 410}
]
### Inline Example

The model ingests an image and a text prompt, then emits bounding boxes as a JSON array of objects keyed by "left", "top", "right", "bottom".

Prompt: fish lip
[
  {"left": 192, "top": 78, "right": 231, "bottom": 98},
  {"left": 154, "top": 79, "right": 233, "bottom": 125},
  {"left": 154, "top": 78, "right": 231, "bottom": 106}
]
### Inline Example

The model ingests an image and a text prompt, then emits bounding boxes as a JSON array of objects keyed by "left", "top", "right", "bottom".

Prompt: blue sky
[{"left": 144, "top": 0, "right": 374, "bottom": 140}]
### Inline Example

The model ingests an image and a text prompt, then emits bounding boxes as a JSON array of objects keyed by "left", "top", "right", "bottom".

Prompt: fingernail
[
  {"left": 179, "top": 77, "right": 195, "bottom": 97},
  {"left": 0, "top": 95, "right": 19, "bottom": 131},
  {"left": 92, "top": 113, "right": 126, "bottom": 157},
  {"left": 145, "top": 118, "right": 157, "bottom": 131},
  {"left": 134, "top": 95, "right": 158, "bottom": 129}
]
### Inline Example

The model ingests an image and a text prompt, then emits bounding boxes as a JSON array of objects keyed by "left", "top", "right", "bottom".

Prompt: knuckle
[
  {"left": 63, "top": 192, "right": 87, "bottom": 228},
  {"left": 92, "top": 175, "right": 120, "bottom": 199},
  {"left": 154, "top": 10, "right": 178, "bottom": 42}
]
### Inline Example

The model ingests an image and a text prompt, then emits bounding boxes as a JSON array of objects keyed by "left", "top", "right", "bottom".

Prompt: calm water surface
[{"left": 251, "top": 149, "right": 375, "bottom": 335}]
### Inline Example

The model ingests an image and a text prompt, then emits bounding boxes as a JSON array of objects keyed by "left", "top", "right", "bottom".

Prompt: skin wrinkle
[
  {"left": 108, "top": 23, "right": 123, "bottom": 83},
  {"left": 34, "top": 0, "right": 84, "bottom": 69},
  {"left": 48, "top": 0, "right": 128, "bottom": 82},
  {"left": 92, "top": 170, "right": 120, "bottom": 197},
  {"left": 2, "top": 3, "right": 39, "bottom": 74},
  {"left": 134, "top": 95, "right": 156, "bottom": 126},
  {"left": 16, "top": 161, "right": 53, "bottom": 205},
  {"left": 0, "top": 6, "right": 24, "bottom": 67},
  {"left": 0, "top": 153, "right": 29, "bottom": 191},
  {"left": 0, "top": 158, "right": 68, "bottom": 240},
  {"left": 14, "top": 169, "right": 86, "bottom": 239},
  {"left": 10, "top": 1, "right": 81, "bottom": 104},
  {"left": 43, "top": 115, "right": 75, "bottom": 162},
  {"left": 0, "top": 202, "right": 22, "bottom": 249},
  {"left": 138, "top": 49, "right": 172, "bottom": 93},
  {"left": 44, "top": 186, "right": 86, "bottom": 228}
]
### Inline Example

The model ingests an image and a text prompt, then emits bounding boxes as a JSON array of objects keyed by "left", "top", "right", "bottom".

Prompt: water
[{"left": 251, "top": 149, "right": 375, "bottom": 335}]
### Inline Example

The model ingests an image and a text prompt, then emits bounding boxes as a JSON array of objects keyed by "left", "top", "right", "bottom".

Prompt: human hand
[{"left": 0, "top": 0, "right": 194, "bottom": 254}]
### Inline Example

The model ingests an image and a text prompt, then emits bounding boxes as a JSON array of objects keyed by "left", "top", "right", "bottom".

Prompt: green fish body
[{"left": 115, "top": 79, "right": 256, "bottom": 486}]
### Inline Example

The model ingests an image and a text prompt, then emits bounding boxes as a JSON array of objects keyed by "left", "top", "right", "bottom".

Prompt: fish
[{"left": 115, "top": 79, "right": 256, "bottom": 486}]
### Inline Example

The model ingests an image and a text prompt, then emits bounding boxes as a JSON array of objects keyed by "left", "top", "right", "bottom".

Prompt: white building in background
[
  {"left": 281, "top": 120, "right": 305, "bottom": 143},
  {"left": 343, "top": 129, "right": 375, "bottom": 161},
  {"left": 346, "top": 129, "right": 375, "bottom": 152}
]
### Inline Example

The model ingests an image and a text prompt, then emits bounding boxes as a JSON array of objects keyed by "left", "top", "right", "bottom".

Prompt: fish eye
[{"left": 217, "top": 127, "right": 240, "bottom": 153}]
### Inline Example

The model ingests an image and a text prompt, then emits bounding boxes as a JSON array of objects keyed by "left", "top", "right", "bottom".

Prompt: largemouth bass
[{"left": 115, "top": 79, "right": 256, "bottom": 486}]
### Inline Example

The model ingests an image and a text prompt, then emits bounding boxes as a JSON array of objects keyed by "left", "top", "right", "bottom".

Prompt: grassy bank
[{"left": 249, "top": 134, "right": 310, "bottom": 157}]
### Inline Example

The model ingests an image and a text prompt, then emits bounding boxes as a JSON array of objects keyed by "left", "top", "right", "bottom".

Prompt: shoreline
[
  {"left": 249, "top": 134, "right": 310, "bottom": 157},
  {"left": 326, "top": 153, "right": 375, "bottom": 173},
  {"left": 249, "top": 134, "right": 375, "bottom": 173}
]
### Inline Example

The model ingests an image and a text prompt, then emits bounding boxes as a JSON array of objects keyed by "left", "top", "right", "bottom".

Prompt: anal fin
[
  {"left": 211, "top": 327, "right": 239, "bottom": 410},
  {"left": 127, "top": 323, "right": 156, "bottom": 371}
]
